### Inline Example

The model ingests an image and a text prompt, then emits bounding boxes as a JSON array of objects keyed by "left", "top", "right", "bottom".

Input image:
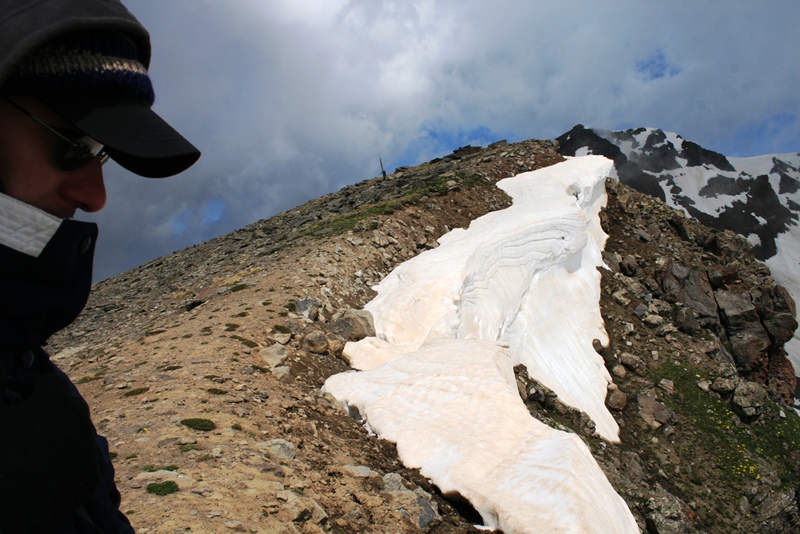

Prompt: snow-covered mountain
[{"left": 556, "top": 125, "right": 800, "bottom": 386}]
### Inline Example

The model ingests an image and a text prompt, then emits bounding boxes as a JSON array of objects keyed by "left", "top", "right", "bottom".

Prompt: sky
[
  {"left": 86, "top": 0, "right": 800, "bottom": 281},
  {"left": 324, "top": 156, "right": 639, "bottom": 532}
]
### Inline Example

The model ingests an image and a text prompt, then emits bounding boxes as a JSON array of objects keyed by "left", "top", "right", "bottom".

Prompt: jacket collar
[
  {"left": 0, "top": 192, "right": 62, "bottom": 257},
  {"left": 0, "top": 195, "right": 97, "bottom": 353}
]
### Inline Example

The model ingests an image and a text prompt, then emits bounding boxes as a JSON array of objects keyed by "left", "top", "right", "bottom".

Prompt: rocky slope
[{"left": 48, "top": 139, "right": 800, "bottom": 533}]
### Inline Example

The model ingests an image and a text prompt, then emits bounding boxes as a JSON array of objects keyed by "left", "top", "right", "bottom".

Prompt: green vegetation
[
  {"left": 302, "top": 171, "right": 490, "bottom": 237},
  {"left": 75, "top": 374, "right": 100, "bottom": 384},
  {"left": 75, "top": 364, "right": 110, "bottom": 384},
  {"left": 146, "top": 481, "right": 179, "bottom": 496},
  {"left": 304, "top": 199, "right": 407, "bottom": 236},
  {"left": 181, "top": 418, "right": 216, "bottom": 431},
  {"left": 653, "top": 361, "right": 800, "bottom": 486},
  {"left": 207, "top": 388, "right": 227, "bottom": 395},
  {"left": 230, "top": 335, "right": 258, "bottom": 348},
  {"left": 123, "top": 387, "right": 150, "bottom": 397},
  {"left": 229, "top": 283, "right": 247, "bottom": 292}
]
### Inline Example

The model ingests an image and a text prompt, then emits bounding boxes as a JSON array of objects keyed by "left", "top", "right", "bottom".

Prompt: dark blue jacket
[{"left": 0, "top": 202, "right": 134, "bottom": 534}]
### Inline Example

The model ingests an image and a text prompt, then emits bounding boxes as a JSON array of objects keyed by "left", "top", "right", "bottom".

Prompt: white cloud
[{"left": 86, "top": 0, "right": 800, "bottom": 280}]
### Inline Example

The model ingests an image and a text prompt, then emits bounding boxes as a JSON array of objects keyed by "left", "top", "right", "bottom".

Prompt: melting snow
[{"left": 324, "top": 156, "right": 638, "bottom": 533}]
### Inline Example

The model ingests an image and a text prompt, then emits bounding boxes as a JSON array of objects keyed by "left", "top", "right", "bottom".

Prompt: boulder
[
  {"left": 326, "top": 309, "right": 376, "bottom": 342},
  {"left": 654, "top": 260, "right": 717, "bottom": 320},
  {"left": 262, "top": 343, "right": 289, "bottom": 368},
  {"left": 382, "top": 473, "right": 440, "bottom": 530},
  {"left": 606, "top": 389, "right": 628, "bottom": 411},
  {"left": 758, "top": 285, "right": 798, "bottom": 346},
  {"left": 301, "top": 330, "right": 329, "bottom": 354},
  {"left": 767, "top": 351, "right": 797, "bottom": 405},
  {"left": 715, "top": 290, "right": 770, "bottom": 375},
  {"left": 294, "top": 297, "right": 321, "bottom": 321},
  {"left": 257, "top": 438, "right": 296, "bottom": 461},
  {"left": 620, "top": 352, "right": 642, "bottom": 371},
  {"left": 731, "top": 381, "right": 768, "bottom": 421},
  {"left": 710, "top": 377, "right": 736, "bottom": 395},
  {"left": 645, "top": 489, "right": 693, "bottom": 534}
]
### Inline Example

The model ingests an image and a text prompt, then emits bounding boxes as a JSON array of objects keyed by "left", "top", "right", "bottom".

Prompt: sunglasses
[{"left": 4, "top": 97, "right": 109, "bottom": 171}]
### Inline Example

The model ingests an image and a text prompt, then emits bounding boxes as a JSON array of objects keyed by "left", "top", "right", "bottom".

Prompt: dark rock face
[
  {"left": 654, "top": 260, "right": 717, "bottom": 321},
  {"left": 715, "top": 290, "right": 772, "bottom": 379},
  {"left": 557, "top": 125, "right": 666, "bottom": 201},
  {"left": 597, "top": 179, "right": 800, "bottom": 534},
  {"left": 602, "top": 179, "right": 797, "bottom": 404},
  {"left": 685, "top": 174, "right": 797, "bottom": 260},
  {"left": 556, "top": 125, "right": 800, "bottom": 262}
]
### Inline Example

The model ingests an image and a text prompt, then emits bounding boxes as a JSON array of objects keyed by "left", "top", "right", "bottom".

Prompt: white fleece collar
[{"left": 0, "top": 193, "right": 62, "bottom": 257}]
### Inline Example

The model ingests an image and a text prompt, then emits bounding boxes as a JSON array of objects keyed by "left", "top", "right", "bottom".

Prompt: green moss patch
[
  {"left": 146, "top": 481, "right": 179, "bottom": 496},
  {"left": 230, "top": 335, "right": 258, "bottom": 348},
  {"left": 181, "top": 418, "right": 216, "bottom": 431}
]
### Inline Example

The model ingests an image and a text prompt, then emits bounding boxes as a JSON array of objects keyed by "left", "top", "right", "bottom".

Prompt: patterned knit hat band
[{"left": 4, "top": 30, "right": 154, "bottom": 105}]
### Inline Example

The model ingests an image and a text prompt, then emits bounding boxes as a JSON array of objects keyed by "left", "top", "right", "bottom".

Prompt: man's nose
[{"left": 60, "top": 160, "right": 107, "bottom": 213}]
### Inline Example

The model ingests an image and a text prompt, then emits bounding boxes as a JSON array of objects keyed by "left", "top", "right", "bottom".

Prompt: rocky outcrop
[
  {"left": 604, "top": 180, "right": 798, "bottom": 404},
  {"left": 592, "top": 179, "right": 800, "bottom": 534}
]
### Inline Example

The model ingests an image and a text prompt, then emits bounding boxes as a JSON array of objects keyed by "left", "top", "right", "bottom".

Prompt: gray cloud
[{"left": 85, "top": 0, "right": 800, "bottom": 280}]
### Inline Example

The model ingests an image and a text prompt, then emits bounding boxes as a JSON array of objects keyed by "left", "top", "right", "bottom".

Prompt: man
[{"left": 0, "top": 1, "right": 200, "bottom": 532}]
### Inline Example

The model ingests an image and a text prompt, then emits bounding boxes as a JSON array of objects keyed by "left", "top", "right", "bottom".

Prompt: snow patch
[{"left": 325, "top": 156, "right": 638, "bottom": 533}]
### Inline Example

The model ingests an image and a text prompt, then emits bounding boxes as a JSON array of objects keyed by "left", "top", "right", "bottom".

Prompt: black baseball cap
[
  {"left": 0, "top": 0, "right": 200, "bottom": 178},
  {"left": 41, "top": 93, "right": 201, "bottom": 178}
]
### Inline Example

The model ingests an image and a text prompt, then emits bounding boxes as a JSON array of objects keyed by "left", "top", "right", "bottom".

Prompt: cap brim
[{"left": 39, "top": 94, "right": 200, "bottom": 178}]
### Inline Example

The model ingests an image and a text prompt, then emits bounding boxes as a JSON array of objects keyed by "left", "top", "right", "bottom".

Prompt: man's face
[{"left": 0, "top": 96, "right": 106, "bottom": 218}]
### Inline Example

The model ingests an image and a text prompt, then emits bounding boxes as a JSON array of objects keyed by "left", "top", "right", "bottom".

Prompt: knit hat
[{"left": 3, "top": 29, "right": 199, "bottom": 178}]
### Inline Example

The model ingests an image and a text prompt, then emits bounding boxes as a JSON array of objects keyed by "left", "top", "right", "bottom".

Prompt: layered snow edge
[{"left": 323, "top": 156, "right": 639, "bottom": 533}]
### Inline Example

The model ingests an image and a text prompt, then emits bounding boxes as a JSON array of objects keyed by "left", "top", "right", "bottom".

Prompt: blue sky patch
[
  {"left": 717, "top": 113, "right": 799, "bottom": 157},
  {"left": 393, "top": 124, "right": 507, "bottom": 170},
  {"left": 636, "top": 52, "right": 682, "bottom": 81},
  {"left": 170, "top": 198, "right": 227, "bottom": 237}
]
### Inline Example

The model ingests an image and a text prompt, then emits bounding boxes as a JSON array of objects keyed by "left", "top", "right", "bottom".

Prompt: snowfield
[{"left": 324, "top": 156, "right": 638, "bottom": 533}]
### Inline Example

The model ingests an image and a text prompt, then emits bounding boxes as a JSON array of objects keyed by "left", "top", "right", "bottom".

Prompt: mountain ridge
[{"left": 48, "top": 137, "right": 800, "bottom": 532}]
